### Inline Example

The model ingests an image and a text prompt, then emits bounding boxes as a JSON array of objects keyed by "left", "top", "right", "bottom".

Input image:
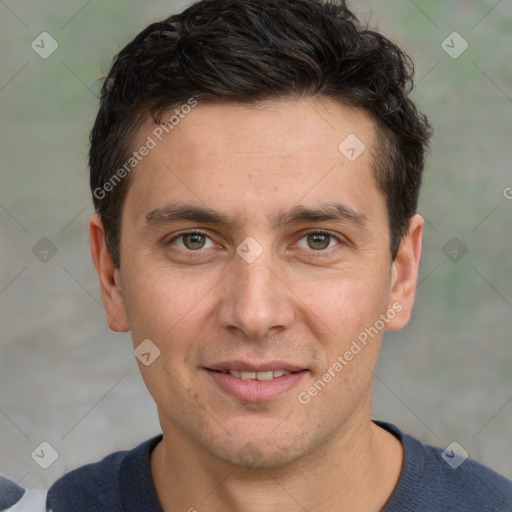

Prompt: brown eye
[
  {"left": 296, "top": 231, "right": 341, "bottom": 252},
  {"left": 182, "top": 233, "right": 207, "bottom": 250},
  {"left": 171, "top": 231, "right": 216, "bottom": 251},
  {"left": 306, "top": 233, "right": 331, "bottom": 250}
]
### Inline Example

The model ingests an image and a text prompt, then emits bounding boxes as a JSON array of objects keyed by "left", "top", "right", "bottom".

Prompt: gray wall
[{"left": 1, "top": 0, "right": 511, "bottom": 489}]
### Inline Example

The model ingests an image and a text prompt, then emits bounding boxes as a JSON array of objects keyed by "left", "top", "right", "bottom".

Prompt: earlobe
[
  {"left": 386, "top": 214, "right": 424, "bottom": 331},
  {"left": 89, "top": 214, "right": 129, "bottom": 332}
]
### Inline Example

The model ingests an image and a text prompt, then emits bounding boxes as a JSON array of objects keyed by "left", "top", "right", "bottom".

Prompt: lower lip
[{"left": 205, "top": 369, "right": 308, "bottom": 402}]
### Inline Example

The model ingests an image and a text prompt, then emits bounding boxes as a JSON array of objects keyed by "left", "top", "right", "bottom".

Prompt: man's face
[{"left": 96, "top": 98, "right": 417, "bottom": 467}]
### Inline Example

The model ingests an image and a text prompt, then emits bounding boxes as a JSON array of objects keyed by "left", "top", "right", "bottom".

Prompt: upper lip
[{"left": 205, "top": 361, "right": 307, "bottom": 372}]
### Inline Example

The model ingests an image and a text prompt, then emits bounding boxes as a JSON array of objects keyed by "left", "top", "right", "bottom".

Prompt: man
[{"left": 44, "top": 0, "right": 512, "bottom": 510}]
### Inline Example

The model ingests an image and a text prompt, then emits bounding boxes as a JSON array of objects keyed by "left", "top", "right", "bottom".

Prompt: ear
[
  {"left": 89, "top": 214, "right": 129, "bottom": 332},
  {"left": 386, "top": 214, "right": 424, "bottom": 330}
]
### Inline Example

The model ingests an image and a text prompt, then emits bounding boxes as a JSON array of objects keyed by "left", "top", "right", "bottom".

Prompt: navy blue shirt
[{"left": 47, "top": 421, "right": 512, "bottom": 511}]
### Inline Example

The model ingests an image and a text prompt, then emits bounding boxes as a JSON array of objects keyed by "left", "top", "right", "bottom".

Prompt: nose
[{"left": 215, "top": 246, "right": 295, "bottom": 340}]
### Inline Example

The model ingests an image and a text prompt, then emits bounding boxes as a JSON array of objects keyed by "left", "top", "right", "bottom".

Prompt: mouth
[
  {"left": 204, "top": 363, "right": 309, "bottom": 402},
  {"left": 209, "top": 369, "right": 294, "bottom": 380}
]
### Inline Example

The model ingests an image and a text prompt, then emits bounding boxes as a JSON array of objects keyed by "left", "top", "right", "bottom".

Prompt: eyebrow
[{"left": 144, "top": 202, "right": 369, "bottom": 231}]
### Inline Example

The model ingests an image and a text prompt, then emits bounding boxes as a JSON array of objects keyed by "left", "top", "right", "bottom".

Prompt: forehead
[
  {"left": 149, "top": 98, "right": 375, "bottom": 162},
  {"left": 123, "top": 98, "right": 383, "bottom": 228}
]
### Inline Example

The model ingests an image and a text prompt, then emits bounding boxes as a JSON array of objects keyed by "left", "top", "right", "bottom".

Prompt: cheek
[
  {"left": 125, "top": 270, "right": 212, "bottom": 407},
  {"left": 122, "top": 261, "right": 205, "bottom": 347},
  {"left": 295, "top": 269, "right": 391, "bottom": 337},
  {"left": 290, "top": 267, "right": 391, "bottom": 395},
  {"left": 123, "top": 262, "right": 222, "bottom": 384}
]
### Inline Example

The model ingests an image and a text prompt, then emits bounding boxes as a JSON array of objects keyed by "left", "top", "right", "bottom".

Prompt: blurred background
[{"left": 1, "top": 0, "right": 511, "bottom": 489}]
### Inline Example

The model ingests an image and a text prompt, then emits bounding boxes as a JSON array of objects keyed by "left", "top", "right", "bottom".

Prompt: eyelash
[{"left": 168, "top": 229, "right": 344, "bottom": 256}]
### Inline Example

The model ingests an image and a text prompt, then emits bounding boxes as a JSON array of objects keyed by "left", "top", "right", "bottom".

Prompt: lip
[
  {"left": 204, "top": 367, "right": 309, "bottom": 402},
  {"left": 205, "top": 360, "right": 306, "bottom": 373}
]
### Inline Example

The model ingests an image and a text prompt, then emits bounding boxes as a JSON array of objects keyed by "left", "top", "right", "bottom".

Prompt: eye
[
  {"left": 170, "top": 231, "right": 217, "bottom": 251},
  {"left": 296, "top": 231, "right": 342, "bottom": 252}
]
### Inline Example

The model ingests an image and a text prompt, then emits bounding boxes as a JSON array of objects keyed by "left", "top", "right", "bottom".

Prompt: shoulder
[
  {"left": 421, "top": 442, "right": 512, "bottom": 511},
  {"left": 47, "top": 448, "right": 127, "bottom": 511},
  {"left": 0, "top": 474, "right": 47, "bottom": 511},
  {"left": 377, "top": 421, "right": 512, "bottom": 512},
  {"left": 47, "top": 436, "right": 162, "bottom": 512}
]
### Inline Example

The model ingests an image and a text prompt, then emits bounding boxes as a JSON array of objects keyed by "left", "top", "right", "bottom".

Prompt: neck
[{"left": 151, "top": 406, "right": 403, "bottom": 511}]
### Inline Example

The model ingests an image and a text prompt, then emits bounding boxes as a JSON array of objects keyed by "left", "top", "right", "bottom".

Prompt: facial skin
[{"left": 90, "top": 97, "right": 423, "bottom": 511}]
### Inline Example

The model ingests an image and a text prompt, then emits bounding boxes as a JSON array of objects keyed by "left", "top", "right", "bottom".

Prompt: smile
[
  {"left": 215, "top": 369, "right": 292, "bottom": 380},
  {"left": 205, "top": 367, "right": 309, "bottom": 401}
]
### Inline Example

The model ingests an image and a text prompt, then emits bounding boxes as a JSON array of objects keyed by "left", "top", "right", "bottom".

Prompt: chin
[
  {"left": 222, "top": 442, "right": 303, "bottom": 469},
  {"left": 204, "top": 425, "right": 315, "bottom": 469}
]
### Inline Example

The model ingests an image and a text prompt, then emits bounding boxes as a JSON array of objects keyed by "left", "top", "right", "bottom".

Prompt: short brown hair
[{"left": 90, "top": 0, "right": 432, "bottom": 268}]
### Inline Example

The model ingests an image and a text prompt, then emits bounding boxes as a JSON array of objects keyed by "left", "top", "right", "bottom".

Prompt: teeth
[
  {"left": 226, "top": 369, "right": 292, "bottom": 380},
  {"left": 256, "top": 371, "right": 274, "bottom": 381}
]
